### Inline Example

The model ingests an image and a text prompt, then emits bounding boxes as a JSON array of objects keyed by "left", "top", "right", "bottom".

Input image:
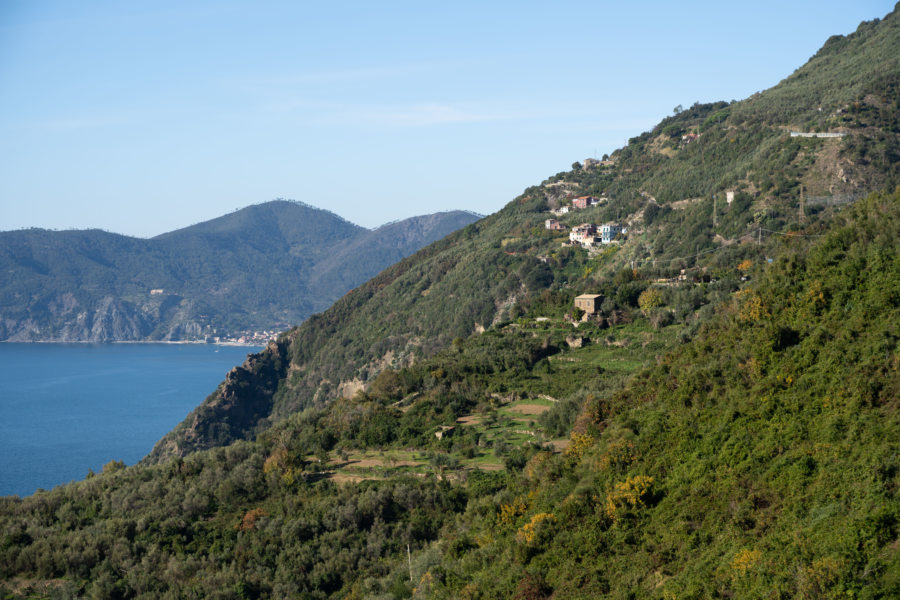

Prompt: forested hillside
[
  {"left": 1, "top": 5, "right": 898, "bottom": 599},
  {"left": 0, "top": 202, "right": 478, "bottom": 342},
  {"left": 149, "top": 4, "right": 900, "bottom": 460},
  {"left": 2, "top": 189, "right": 897, "bottom": 598}
]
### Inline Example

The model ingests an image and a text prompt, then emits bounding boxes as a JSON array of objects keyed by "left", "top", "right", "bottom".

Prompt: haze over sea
[{"left": 0, "top": 343, "right": 261, "bottom": 497}]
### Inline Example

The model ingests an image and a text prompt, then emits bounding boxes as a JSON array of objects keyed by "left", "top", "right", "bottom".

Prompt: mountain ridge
[{"left": 0, "top": 201, "right": 479, "bottom": 342}]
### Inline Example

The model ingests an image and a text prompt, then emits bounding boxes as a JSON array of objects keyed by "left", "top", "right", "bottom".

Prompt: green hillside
[
  {"left": 146, "top": 197, "right": 560, "bottom": 458},
  {"left": 421, "top": 189, "right": 899, "bottom": 598},
  {"left": 1, "top": 5, "right": 899, "bottom": 599},
  {"left": 2, "top": 188, "right": 896, "bottom": 598},
  {"left": 147, "top": 4, "right": 900, "bottom": 460}
]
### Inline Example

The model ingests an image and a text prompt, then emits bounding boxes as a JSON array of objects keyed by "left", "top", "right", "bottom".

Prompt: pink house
[
  {"left": 545, "top": 218, "right": 566, "bottom": 231},
  {"left": 572, "top": 196, "right": 600, "bottom": 209}
]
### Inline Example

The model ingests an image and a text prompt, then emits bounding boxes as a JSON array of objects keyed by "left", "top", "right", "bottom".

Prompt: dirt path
[
  {"left": 475, "top": 462, "right": 505, "bottom": 471},
  {"left": 348, "top": 458, "right": 420, "bottom": 468},
  {"left": 508, "top": 403, "right": 551, "bottom": 415},
  {"left": 329, "top": 472, "right": 381, "bottom": 484},
  {"left": 456, "top": 415, "right": 483, "bottom": 425},
  {"left": 549, "top": 439, "right": 570, "bottom": 452}
]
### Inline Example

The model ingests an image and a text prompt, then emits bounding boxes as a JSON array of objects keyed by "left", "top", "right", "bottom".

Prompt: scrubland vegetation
[{"left": 2, "top": 6, "right": 899, "bottom": 599}]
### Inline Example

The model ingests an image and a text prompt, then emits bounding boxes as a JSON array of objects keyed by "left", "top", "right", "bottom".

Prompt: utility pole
[
  {"left": 799, "top": 184, "right": 806, "bottom": 224},
  {"left": 713, "top": 194, "right": 717, "bottom": 228},
  {"left": 408, "top": 544, "right": 413, "bottom": 583}
]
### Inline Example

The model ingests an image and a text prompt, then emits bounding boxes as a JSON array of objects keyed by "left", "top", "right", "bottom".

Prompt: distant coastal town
[{"left": 208, "top": 330, "right": 278, "bottom": 346}]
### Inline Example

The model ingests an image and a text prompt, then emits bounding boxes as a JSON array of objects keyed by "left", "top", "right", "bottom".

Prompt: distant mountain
[
  {"left": 0, "top": 201, "right": 480, "bottom": 342},
  {"left": 309, "top": 211, "right": 484, "bottom": 296}
]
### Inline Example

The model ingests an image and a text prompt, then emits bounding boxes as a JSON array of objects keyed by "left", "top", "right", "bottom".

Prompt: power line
[
  {"left": 759, "top": 227, "right": 825, "bottom": 238},
  {"left": 637, "top": 225, "right": 822, "bottom": 269},
  {"left": 650, "top": 246, "right": 720, "bottom": 266}
]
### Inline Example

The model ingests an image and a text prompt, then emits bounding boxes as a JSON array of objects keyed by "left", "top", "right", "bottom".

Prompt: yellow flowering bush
[
  {"left": 263, "top": 447, "right": 289, "bottom": 474},
  {"left": 516, "top": 512, "right": 555, "bottom": 545},
  {"left": 730, "top": 548, "right": 761, "bottom": 575},
  {"left": 604, "top": 475, "right": 654, "bottom": 522},
  {"left": 564, "top": 431, "right": 594, "bottom": 462},
  {"left": 738, "top": 293, "right": 770, "bottom": 322},
  {"left": 499, "top": 496, "right": 528, "bottom": 526},
  {"left": 599, "top": 439, "right": 638, "bottom": 471}
]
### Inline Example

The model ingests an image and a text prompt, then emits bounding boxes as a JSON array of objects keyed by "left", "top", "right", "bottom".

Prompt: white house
[
  {"left": 600, "top": 223, "right": 627, "bottom": 244},
  {"left": 569, "top": 223, "right": 599, "bottom": 246}
]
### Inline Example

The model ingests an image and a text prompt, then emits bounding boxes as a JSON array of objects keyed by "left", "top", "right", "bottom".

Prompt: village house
[
  {"left": 569, "top": 223, "right": 599, "bottom": 246},
  {"left": 574, "top": 294, "right": 602, "bottom": 314},
  {"left": 435, "top": 425, "right": 455, "bottom": 440},
  {"left": 790, "top": 131, "right": 846, "bottom": 138},
  {"left": 572, "top": 196, "right": 600, "bottom": 209},
  {"left": 544, "top": 218, "right": 566, "bottom": 231},
  {"left": 600, "top": 223, "right": 627, "bottom": 244},
  {"left": 551, "top": 206, "right": 571, "bottom": 216}
]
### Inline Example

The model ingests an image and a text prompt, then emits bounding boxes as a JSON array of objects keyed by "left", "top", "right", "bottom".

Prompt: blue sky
[{"left": 0, "top": 1, "right": 895, "bottom": 237}]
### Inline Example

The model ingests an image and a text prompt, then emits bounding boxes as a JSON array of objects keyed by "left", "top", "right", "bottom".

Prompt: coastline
[
  {"left": 0, "top": 339, "right": 266, "bottom": 348},
  {"left": 0, "top": 342, "right": 265, "bottom": 497}
]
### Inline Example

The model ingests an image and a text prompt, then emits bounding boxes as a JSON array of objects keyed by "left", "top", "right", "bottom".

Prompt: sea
[{"left": 0, "top": 342, "right": 262, "bottom": 498}]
